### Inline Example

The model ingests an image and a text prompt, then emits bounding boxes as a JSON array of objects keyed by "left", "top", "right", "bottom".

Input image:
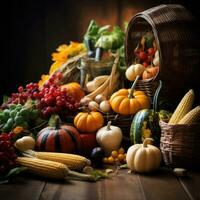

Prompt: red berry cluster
[
  {"left": 6, "top": 83, "right": 39, "bottom": 105},
  {"left": 36, "top": 74, "right": 80, "bottom": 117},
  {"left": 0, "top": 134, "right": 17, "bottom": 176},
  {"left": 135, "top": 47, "right": 156, "bottom": 68},
  {"left": 3, "top": 72, "right": 80, "bottom": 117}
]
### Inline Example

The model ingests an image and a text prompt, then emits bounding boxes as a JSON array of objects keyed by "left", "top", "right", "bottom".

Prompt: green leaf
[
  {"left": 0, "top": 167, "right": 27, "bottom": 184},
  {"left": 4, "top": 167, "right": 27, "bottom": 178},
  {"left": 90, "top": 170, "right": 109, "bottom": 181}
]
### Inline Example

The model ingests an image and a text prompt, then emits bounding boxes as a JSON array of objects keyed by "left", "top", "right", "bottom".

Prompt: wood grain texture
[
  {"left": 178, "top": 171, "right": 200, "bottom": 200},
  {"left": 0, "top": 168, "right": 200, "bottom": 200},
  {"left": 40, "top": 169, "right": 143, "bottom": 200},
  {"left": 0, "top": 175, "right": 45, "bottom": 200},
  {"left": 137, "top": 168, "right": 190, "bottom": 200}
]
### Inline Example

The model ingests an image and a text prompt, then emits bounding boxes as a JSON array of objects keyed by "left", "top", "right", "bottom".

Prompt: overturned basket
[
  {"left": 125, "top": 4, "right": 200, "bottom": 107},
  {"left": 159, "top": 120, "right": 200, "bottom": 169}
]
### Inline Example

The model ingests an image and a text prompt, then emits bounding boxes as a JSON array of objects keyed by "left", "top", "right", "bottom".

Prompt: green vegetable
[
  {"left": 19, "top": 121, "right": 29, "bottom": 129},
  {"left": 8, "top": 104, "right": 17, "bottom": 110},
  {"left": 30, "top": 109, "right": 40, "bottom": 120},
  {"left": 95, "top": 26, "right": 125, "bottom": 50},
  {"left": 83, "top": 20, "right": 110, "bottom": 48},
  {"left": 10, "top": 110, "right": 18, "bottom": 118},
  {"left": 18, "top": 108, "right": 30, "bottom": 119},
  {"left": 0, "top": 113, "right": 6, "bottom": 122},
  {"left": 2, "top": 124, "right": 11, "bottom": 133},
  {"left": 14, "top": 116, "right": 25, "bottom": 125}
]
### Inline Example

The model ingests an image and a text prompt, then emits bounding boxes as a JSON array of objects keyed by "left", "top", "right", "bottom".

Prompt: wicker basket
[
  {"left": 159, "top": 120, "right": 200, "bottom": 169},
  {"left": 125, "top": 4, "right": 200, "bottom": 107}
]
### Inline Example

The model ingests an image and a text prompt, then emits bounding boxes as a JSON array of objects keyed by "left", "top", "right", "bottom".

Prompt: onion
[
  {"left": 95, "top": 94, "right": 106, "bottom": 104},
  {"left": 80, "top": 97, "right": 92, "bottom": 106},
  {"left": 99, "top": 100, "right": 111, "bottom": 113},
  {"left": 88, "top": 101, "right": 99, "bottom": 111}
]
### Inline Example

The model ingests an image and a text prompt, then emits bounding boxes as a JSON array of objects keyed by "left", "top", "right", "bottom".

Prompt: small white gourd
[
  {"left": 126, "top": 138, "right": 161, "bottom": 173},
  {"left": 14, "top": 136, "right": 35, "bottom": 151},
  {"left": 125, "top": 64, "right": 145, "bottom": 81},
  {"left": 96, "top": 121, "right": 122, "bottom": 155}
]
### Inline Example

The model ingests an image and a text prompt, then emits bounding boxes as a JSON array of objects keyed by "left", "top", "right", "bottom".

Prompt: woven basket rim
[{"left": 159, "top": 120, "right": 200, "bottom": 128}]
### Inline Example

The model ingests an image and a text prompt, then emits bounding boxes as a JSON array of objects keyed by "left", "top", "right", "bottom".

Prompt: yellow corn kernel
[
  {"left": 16, "top": 157, "right": 69, "bottom": 180},
  {"left": 178, "top": 106, "right": 200, "bottom": 124},
  {"left": 168, "top": 89, "right": 194, "bottom": 124},
  {"left": 25, "top": 150, "right": 90, "bottom": 171}
]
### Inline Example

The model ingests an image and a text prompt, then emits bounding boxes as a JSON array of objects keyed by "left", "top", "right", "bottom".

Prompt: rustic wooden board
[
  {"left": 178, "top": 171, "right": 200, "bottom": 200},
  {"left": 0, "top": 168, "right": 199, "bottom": 200},
  {"left": 137, "top": 167, "right": 190, "bottom": 200},
  {"left": 39, "top": 169, "right": 143, "bottom": 200},
  {"left": 0, "top": 175, "right": 45, "bottom": 200}
]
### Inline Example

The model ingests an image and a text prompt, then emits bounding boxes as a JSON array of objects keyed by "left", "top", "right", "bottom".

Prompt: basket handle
[{"left": 153, "top": 80, "right": 162, "bottom": 112}]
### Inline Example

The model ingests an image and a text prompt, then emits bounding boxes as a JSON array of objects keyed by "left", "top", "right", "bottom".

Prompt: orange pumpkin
[
  {"left": 61, "top": 82, "right": 85, "bottom": 102},
  {"left": 110, "top": 76, "right": 150, "bottom": 115},
  {"left": 74, "top": 111, "right": 104, "bottom": 132},
  {"left": 142, "top": 66, "right": 159, "bottom": 80}
]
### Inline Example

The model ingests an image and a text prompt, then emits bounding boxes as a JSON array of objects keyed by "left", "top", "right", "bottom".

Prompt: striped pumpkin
[
  {"left": 36, "top": 124, "right": 82, "bottom": 153},
  {"left": 130, "top": 109, "right": 161, "bottom": 146}
]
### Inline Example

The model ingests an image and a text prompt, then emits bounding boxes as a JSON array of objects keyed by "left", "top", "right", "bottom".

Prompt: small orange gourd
[
  {"left": 110, "top": 76, "right": 150, "bottom": 115},
  {"left": 74, "top": 111, "right": 104, "bottom": 132},
  {"left": 142, "top": 66, "right": 159, "bottom": 80},
  {"left": 61, "top": 82, "right": 85, "bottom": 102}
]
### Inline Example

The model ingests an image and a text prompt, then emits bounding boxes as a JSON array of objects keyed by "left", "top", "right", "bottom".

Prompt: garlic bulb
[
  {"left": 88, "top": 101, "right": 99, "bottom": 111},
  {"left": 100, "top": 100, "right": 111, "bottom": 113},
  {"left": 95, "top": 94, "right": 106, "bottom": 104}
]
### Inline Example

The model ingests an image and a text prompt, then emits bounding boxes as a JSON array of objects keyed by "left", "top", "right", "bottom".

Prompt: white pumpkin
[
  {"left": 96, "top": 121, "right": 122, "bottom": 155},
  {"left": 125, "top": 64, "right": 145, "bottom": 81},
  {"left": 126, "top": 138, "right": 161, "bottom": 173},
  {"left": 14, "top": 136, "right": 35, "bottom": 151}
]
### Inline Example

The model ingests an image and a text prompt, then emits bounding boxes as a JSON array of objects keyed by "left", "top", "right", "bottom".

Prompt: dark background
[{"left": 1, "top": 0, "right": 199, "bottom": 100}]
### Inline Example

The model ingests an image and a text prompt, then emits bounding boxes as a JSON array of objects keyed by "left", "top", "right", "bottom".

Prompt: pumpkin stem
[
  {"left": 128, "top": 75, "right": 140, "bottom": 99},
  {"left": 143, "top": 138, "right": 154, "bottom": 147},
  {"left": 48, "top": 114, "right": 61, "bottom": 129},
  {"left": 106, "top": 121, "right": 112, "bottom": 131}
]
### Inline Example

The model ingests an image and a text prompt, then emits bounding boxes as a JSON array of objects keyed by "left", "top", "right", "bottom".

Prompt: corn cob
[
  {"left": 178, "top": 106, "right": 200, "bottom": 124},
  {"left": 168, "top": 89, "right": 195, "bottom": 124},
  {"left": 16, "top": 157, "right": 95, "bottom": 181},
  {"left": 23, "top": 150, "right": 91, "bottom": 171}
]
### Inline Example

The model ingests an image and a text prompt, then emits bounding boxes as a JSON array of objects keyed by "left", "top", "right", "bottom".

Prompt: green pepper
[
  {"left": 18, "top": 108, "right": 30, "bottom": 119},
  {"left": 2, "top": 118, "right": 14, "bottom": 133},
  {"left": 6, "top": 118, "right": 14, "bottom": 128},
  {"left": 15, "top": 104, "right": 23, "bottom": 112},
  {"left": 2, "top": 124, "right": 11, "bottom": 133},
  {"left": 30, "top": 109, "right": 40, "bottom": 120},
  {"left": 9, "top": 104, "right": 17, "bottom": 110},
  {"left": 0, "top": 113, "right": 6, "bottom": 122},
  {"left": 3, "top": 109, "right": 10, "bottom": 121},
  {"left": 10, "top": 110, "right": 18, "bottom": 118},
  {"left": 14, "top": 116, "right": 25, "bottom": 125}
]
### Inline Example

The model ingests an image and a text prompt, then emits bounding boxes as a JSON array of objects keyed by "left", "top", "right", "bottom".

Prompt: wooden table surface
[{"left": 0, "top": 167, "right": 200, "bottom": 200}]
